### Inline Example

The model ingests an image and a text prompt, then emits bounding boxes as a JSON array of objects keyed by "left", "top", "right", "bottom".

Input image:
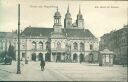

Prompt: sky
[{"left": 0, "top": 0, "right": 128, "bottom": 38}]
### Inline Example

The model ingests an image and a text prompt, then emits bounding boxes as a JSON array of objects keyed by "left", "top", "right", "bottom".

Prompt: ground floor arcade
[
  {"left": 51, "top": 52, "right": 85, "bottom": 63},
  {"left": 16, "top": 51, "right": 99, "bottom": 63},
  {"left": 51, "top": 51, "right": 98, "bottom": 63}
]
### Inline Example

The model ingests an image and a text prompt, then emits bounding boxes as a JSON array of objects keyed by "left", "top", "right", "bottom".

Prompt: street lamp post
[{"left": 17, "top": 4, "right": 21, "bottom": 74}]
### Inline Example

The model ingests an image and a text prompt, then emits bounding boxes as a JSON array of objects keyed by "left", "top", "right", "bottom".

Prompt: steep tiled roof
[
  {"left": 22, "top": 27, "right": 54, "bottom": 37},
  {"left": 63, "top": 28, "right": 95, "bottom": 38},
  {"left": 0, "top": 32, "right": 7, "bottom": 38},
  {"left": 22, "top": 27, "right": 96, "bottom": 38}
]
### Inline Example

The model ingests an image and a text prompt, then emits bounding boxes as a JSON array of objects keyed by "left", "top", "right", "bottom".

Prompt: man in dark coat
[{"left": 40, "top": 59, "right": 45, "bottom": 71}]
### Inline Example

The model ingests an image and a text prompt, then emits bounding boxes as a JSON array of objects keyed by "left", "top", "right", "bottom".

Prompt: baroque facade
[
  {"left": 100, "top": 25, "right": 128, "bottom": 64},
  {"left": 0, "top": 6, "right": 99, "bottom": 63}
]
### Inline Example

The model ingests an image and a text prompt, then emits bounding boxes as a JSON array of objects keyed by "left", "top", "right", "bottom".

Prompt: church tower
[
  {"left": 53, "top": 7, "right": 62, "bottom": 32},
  {"left": 76, "top": 5, "right": 84, "bottom": 29},
  {"left": 64, "top": 5, "right": 72, "bottom": 28}
]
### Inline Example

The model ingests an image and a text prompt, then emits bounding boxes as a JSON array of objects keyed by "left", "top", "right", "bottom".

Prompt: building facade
[
  {"left": 0, "top": 6, "right": 99, "bottom": 63},
  {"left": 100, "top": 25, "right": 128, "bottom": 64},
  {"left": 0, "top": 32, "right": 16, "bottom": 54}
]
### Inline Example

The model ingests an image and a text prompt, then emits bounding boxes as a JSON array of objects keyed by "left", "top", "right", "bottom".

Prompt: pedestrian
[{"left": 40, "top": 59, "right": 45, "bottom": 71}]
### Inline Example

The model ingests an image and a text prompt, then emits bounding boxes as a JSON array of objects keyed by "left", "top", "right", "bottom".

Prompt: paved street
[{"left": 0, "top": 61, "right": 127, "bottom": 81}]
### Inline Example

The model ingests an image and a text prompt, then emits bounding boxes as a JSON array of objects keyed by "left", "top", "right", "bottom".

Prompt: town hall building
[{"left": 0, "top": 6, "right": 99, "bottom": 63}]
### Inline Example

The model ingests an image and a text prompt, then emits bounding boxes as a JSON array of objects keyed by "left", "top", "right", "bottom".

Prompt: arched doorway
[
  {"left": 56, "top": 53, "right": 61, "bottom": 62},
  {"left": 80, "top": 53, "right": 84, "bottom": 63},
  {"left": 45, "top": 53, "right": 51, "bottom": 62},
  {"left": 38, "top": 53, "right": 43, "bottom": 61},
  {"left": 31, "top": 53, "right": 36, "bottom": 61},
  {"left": 89, "top": 53, "right": 93, "bottom": 63},
  {"left": 73, "top": 53, "right": 78, "bottom": 62}
]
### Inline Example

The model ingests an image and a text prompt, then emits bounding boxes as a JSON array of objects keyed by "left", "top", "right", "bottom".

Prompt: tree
[
  {"left": 8, "top": 44, "right": 16, "bottom": 60},
  {"left": 0, "top": 51, "right": 7, "bottom": 59}
]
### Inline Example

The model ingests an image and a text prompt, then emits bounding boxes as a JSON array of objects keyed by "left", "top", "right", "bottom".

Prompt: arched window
[
  {"left": 45, "top": 41, "right": 50, "bottom": 50},
  {"left": 39, "top": 42, "right": 43, "bottom": 50},
  {"left": 73, "top": 42, "right": 78, "bottom": 50},
  {"left": 32, "top": 41, "right": 36, "bottom": 50},
  {"left": 65, "top": 43, "right": 71, "bottom": 52},
  {"left": 57, "top": 42, "right": 61, "bottom": 49},
  {"left": 65, "top": 43, "right": 68, "bottom": 51},
  {"left": 80, "top": 42, "right": 84, "bottom": 51}
]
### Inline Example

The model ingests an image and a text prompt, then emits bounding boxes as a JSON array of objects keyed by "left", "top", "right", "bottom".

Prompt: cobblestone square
[{"left": 0, "top": 61, "right": 127, "bottom": 81}]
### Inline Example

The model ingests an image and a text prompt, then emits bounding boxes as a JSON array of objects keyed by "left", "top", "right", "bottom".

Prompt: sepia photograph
[{"left": 0, "top": 0, "right": 128, "bottom": 81}]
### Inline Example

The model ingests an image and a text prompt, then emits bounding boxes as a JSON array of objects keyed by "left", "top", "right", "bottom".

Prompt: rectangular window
[
  {"left": 106, "top": 55, "right": 109, "bottom": 62},
  {"left": 22, "top": 44, "right": 25, "bottom": 49},
  {"left": 22, "top": 53, "right": 25, "bottom": 58},
  {"left": 90, "top": 44, "right": 93, "bottom": 50}
]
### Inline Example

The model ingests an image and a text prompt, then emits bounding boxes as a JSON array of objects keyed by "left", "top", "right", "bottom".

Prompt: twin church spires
[
  {"left": 64, "top": 5, "right": 72, "bottom": 28},
  {"left": 53, "top": 5, "right": 84, "bottom": 30}
]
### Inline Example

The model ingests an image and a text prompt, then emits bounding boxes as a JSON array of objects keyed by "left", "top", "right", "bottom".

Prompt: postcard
[{"left": 0, "top": 0, "right": 127, "bottom": 81}]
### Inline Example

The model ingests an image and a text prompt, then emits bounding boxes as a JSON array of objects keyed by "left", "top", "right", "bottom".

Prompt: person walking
[{"left": 40, "top": 59, "right": 45, "bottom": 71}]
